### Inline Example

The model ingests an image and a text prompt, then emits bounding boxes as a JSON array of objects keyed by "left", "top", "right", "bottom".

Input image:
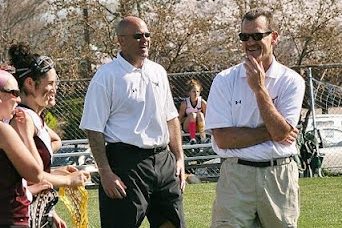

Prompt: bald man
[{"left": 80, "top": 16, "right": 185, "bottom": 228}]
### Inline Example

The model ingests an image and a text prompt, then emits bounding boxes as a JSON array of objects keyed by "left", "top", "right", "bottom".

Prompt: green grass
[{"left": 56, "top": 177, "right": 342, "bottom": 227}]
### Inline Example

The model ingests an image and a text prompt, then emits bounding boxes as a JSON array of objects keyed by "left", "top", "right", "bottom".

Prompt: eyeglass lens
[
  {"left": 0, "top": 88, "right": 20, "bottom": 97},
  {"left": 239, "top": 31, "right": 272, "bottom": 41},
  {"left": 133, "top": 32, "right": 151, "bottom": 40}
]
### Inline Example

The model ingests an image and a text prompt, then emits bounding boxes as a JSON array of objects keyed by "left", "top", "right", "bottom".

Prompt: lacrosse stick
[
  {"left": 58, "top": 186, "right": 89, "bottom": 228},
  {"left": 30, "top": 188, "right": 59, "bottom": 228}
]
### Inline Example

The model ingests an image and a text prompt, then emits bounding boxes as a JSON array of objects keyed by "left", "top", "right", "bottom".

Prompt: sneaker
[{"left": 189, "top": 138, "right": 197, "bottom": 145}]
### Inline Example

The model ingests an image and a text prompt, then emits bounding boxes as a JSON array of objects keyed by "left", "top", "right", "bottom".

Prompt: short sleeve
[
  {"left": 79, "top": 76, "right": 112, "bottom": 132},
  {"left": 205, "top": 72, "right": 234, "bottom": 133},
  {"left": 277, "top": 74, "right": 305, "bottom": 127},
  {"left": 164, "top": 73, "right": 178, "bottom": 121}
]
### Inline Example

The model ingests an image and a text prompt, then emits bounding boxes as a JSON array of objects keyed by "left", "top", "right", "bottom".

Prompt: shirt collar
[
  {"left": 240, "top": 55, "right": 280, "bottom": 79},
  {"left": 117, "top": 52, "right": 145, "bottom": 73}
]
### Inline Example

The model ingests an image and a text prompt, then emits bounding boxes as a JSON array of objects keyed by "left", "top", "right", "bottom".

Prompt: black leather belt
[
  {"left": 235, "top": 156, "right": 293, "bottom": 167},
  {"left": 144, "top": 146, "right": 167, "bottom": 154},
  {"left": 109, "top": 142, "right": 167, "bottom": 154}
]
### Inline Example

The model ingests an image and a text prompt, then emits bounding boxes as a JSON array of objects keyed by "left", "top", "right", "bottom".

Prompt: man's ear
[
  {"left": 271, "top": 31, "right": 279, "bottom": 46},
  {"left": 118, "top": 36, "right": 125, "bottom": 46}
]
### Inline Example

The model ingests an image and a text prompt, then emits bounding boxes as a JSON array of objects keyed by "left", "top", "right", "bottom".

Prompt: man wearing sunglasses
[
  {"left": 80, "top": 16, "right": 185, "bottom": 228},
  {"left": 206, "top": 8, "right": 305, "bottom": 227}
]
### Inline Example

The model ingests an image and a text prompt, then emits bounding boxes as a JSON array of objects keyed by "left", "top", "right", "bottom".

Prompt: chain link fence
[
  {"left": 51, "top": 65, "right": 342, "bottom": 181},
  {"left": 50, "top": 71, "right": 217, "bottom": 140}
]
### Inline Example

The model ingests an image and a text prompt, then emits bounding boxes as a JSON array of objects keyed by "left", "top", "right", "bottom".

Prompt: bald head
[
  {"left": 116, "top": 16, "right": 147, "bottom": 35},
  {"left": 0, "top": 70, "right": 14, "bottom": 89}
]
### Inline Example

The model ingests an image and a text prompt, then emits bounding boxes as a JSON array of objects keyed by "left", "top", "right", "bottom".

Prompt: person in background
[
  {"left": 8, "top": 42, "right": 90, "bottom": 228},
  {"left": 0, "top": 69, "right": 51, "bottom": 228},
  {"left": 178, "top": 79, "right": 208, "bottom": 144},
  {"left": 80, "top": 16, "right": 185, "bottom": 228},
  {"left": 205, "top": 8, "right": 305, "bottom": 227}
]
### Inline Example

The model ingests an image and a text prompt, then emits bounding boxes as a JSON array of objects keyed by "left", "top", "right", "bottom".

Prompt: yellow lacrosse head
[{"left": 58, "top": 186, "right": 89, "bottom": 228}]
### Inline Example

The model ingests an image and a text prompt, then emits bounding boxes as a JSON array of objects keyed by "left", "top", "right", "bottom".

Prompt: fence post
[
  {"left": 308, "top": 67, "right": 324, "bottom": 177},
  {"left": 308, "top": 67, "right": 317, "bottom": 131}
]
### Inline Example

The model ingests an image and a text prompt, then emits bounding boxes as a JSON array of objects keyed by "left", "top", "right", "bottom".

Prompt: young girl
[
  {"left": 178, "top": 79, "right": 208, "bottom": 144},
  {"left": 0, "top": 69, "right": 47, "bottom": 227},
  {"left": 8, "top": 43, "right": 89, "bottom": 227}
]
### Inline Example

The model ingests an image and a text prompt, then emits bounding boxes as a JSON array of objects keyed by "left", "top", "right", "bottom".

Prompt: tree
[
  {"left": 0, "top": 0, "right": 48, "bottom": 62},
  {"left": 145, "top": 0, "right": 238, "bottom": 72},
  {"left": 0, "top": 0, "right": 340, "bottom": 82},
  {"left": 276, "top": 0, "right": 342, "bottom": 84},
  {"left": 276, "top": 0, "right": 341, "bottom": 66}
]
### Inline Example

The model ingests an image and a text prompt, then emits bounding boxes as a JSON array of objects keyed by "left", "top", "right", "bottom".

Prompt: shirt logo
[
  {"left": 235, "top": 100, "right": 242, "bottom": 104},
  {"left": 272, "top": 96, "right": 278, "bottom": 103},
  {"left": 151, "top": 81, "right": 159, "bottom": 87}
]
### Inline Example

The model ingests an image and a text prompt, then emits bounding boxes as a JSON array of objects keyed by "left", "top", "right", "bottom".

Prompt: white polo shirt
[
  {"left": 205, "top": 57, "right": 305, "bottom": 160},
  {"left": 80, "top": 53, "right": 178, "bottom": 148}
]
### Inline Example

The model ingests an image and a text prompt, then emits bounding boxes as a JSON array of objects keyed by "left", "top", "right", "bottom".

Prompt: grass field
[{"left": 56, "top": 176, "right": 342, "bottom": 228}]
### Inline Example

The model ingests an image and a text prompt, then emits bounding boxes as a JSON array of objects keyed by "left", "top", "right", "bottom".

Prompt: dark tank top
[
  {"left": 34, "top": 136, "right": 51, "bottom": 173},
  {"left": 0, "top": 149, "right": 30, "bottom": 226}
]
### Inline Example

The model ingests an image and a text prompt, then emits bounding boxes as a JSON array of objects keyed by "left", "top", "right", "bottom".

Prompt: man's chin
[{"left": 141, "top": 52, "right": 149, "bottom": 58}]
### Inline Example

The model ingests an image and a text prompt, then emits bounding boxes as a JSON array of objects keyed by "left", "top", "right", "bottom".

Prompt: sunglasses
[
  {"left": 0, "top": 88, "right": 20, "bottom": 97},
  {"left": 238, "top": 31, "right": 273, "bottom": 41},
  {"left": 120, "top": 32, "right": 151, "bottom": 40}
]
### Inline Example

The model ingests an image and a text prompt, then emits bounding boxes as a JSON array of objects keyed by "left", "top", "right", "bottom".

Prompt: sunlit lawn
[{"left": 56, "top": 177, "right": 342, "bottom": 228}]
